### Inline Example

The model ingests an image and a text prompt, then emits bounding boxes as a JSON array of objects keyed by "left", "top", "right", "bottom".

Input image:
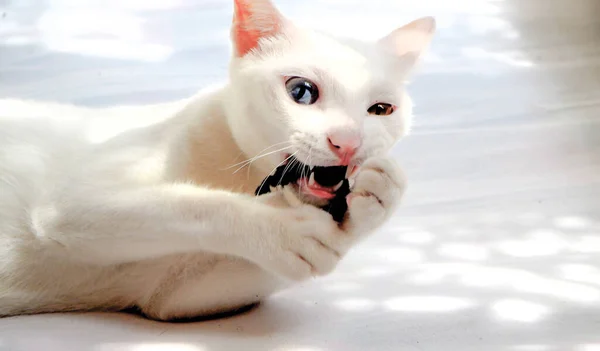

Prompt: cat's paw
[
  {"left": 344, "top": 157, "right": 406, "bottom": 236},
  {"left": 254, "top": 204, "right": 351, "bottom": 282}
]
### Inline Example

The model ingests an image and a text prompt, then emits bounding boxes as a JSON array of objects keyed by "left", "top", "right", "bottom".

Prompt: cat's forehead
[{"left": 255, "top": 30, "right": 399, "bottom": 88}]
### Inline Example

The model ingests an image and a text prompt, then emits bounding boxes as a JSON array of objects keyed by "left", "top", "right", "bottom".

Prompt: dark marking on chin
[
  {"left": 320, "top": 178, "right": 350, "bottom": 223},
  {"left": 255, "top": 160, "right": 309, "bottom": 196},
  {"left": 255, "top": 156, "right": 351, "bottom": 223}
]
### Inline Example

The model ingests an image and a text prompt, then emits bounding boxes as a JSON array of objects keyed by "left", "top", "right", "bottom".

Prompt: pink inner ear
[{"left": 232, "top": 0, "right": 281, "bottom": 57}]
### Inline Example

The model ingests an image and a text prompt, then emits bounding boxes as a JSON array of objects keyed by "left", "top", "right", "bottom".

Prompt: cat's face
[{"left": 225, "top": 0, "right": 434, "bottom": 196}]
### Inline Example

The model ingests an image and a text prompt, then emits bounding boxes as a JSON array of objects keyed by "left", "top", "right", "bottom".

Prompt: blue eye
[{"left": 285, "top": 77, "right": 319, "bottom": 105}]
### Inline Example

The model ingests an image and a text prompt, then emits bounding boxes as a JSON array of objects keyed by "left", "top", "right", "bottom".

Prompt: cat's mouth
[
  {"left": 296, "top": 166, "right": 347, "bottom": 199},
  {"left": 284, "top": 155, "right": 357, "bottom": 200},
  {"left": 255, "top": 155, "right": 358, "bottom": 200}
]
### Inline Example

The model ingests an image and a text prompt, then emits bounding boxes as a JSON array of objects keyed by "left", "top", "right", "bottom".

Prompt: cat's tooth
[
  {"left": 345, "top": 166, "right": 352, "bottom": 179},
  {"left": 333, "top": 180, "right": 343, "bottom": 191},
  {"left": 308, "top": 172, "right": 316, "bottom": 187}
]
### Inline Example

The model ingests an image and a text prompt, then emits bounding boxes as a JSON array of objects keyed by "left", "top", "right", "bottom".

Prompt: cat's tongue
[
  {"left": 300, "top": 177, "right": 337, "bottom": 199},
  {"left": 299, "top": 165, "right": 347, "bottom": 200}
]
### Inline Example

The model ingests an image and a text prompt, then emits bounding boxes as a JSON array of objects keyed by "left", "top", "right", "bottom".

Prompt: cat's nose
[{"left": 327, "top": 131, "right": 361, "bottom": 165}]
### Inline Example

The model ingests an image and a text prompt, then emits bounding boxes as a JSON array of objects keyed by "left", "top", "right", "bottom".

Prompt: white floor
[{"left": 1, "top": 0, "right": 600, "bottom": 350}]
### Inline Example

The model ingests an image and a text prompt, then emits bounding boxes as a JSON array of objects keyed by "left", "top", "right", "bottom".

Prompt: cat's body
[
  {"left": 0, "top": 91, "right": 282, "bottom": 319},
  {"left": 0, "top": 0, "right": 435, "bottom": 320}
]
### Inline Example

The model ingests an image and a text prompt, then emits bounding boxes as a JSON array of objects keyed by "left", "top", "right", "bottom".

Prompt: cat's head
[{"left": 224, "top": 0, "right": 434, "bottom": 195}]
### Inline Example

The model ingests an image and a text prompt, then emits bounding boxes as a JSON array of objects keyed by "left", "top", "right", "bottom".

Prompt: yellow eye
[{"left": 368, "top": 103, "right": 395, "bottom": 116}]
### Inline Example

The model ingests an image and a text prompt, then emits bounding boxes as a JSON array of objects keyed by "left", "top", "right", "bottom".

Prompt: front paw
[
  {"left": 344, "top": 157, "right": 406, "bottom": 235},
  {"left": 254, "top": 205, "right": 352, "bottom": 282}
]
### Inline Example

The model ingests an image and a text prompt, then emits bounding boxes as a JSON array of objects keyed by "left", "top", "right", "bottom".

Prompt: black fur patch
[{"left": 255, "top": 157, "right": 350, "bottom": 223}]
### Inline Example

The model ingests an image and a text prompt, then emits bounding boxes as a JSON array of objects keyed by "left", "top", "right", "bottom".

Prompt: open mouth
[
  {"left": 255, "top": 155, "right": 356, "bottom": 200},
  {"left": 299, "top": 163, "right": 348, "bottom": 200}
]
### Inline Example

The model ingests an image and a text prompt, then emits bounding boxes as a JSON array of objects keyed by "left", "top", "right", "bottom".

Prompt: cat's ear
[
  {"left": 231, "top": 0, "right": 286, "bottom": 57},
  {"left": 378, "top": 16, "right": 436, "bottom": 63}
]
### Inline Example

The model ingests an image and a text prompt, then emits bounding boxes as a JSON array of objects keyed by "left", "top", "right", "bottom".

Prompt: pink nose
[{"left": 327, "top": 131, "right": 361, "bottom": 165}]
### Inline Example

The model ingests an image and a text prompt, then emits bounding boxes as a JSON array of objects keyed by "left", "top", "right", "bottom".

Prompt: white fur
[{"left": 0, "top": 0, "right": 434, "bottom": 320}]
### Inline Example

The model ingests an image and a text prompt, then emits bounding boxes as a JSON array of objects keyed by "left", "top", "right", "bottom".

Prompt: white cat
[{"left": 0, "top": 0, "right": 435, "bottom": 320}]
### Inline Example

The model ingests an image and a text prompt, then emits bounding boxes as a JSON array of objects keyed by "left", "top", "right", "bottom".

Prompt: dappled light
[
  {"left": 558, "top": 264, "right": 600, "bottom": 286},
  {"left": 461, "top": 47, "right": 534, "bottom": 68},
  {"left": 2, "top": 0, "right": 600, "bottom": 350},
  {"left": 383, "top": 296, "right": 474, "bottom": 312},
  {"left": 320, "top": 281, "right": 362, "bottom": 292},
  {"left": 570, "top": 235, "right": 600, "bottom": 253},
  {"left": 354, "top": 266, "right": 394, "bottom": 278},
  {"left": 496, "top": 230, "right": 567, "bottom": 257},
  {"left": 554, "top": 216, "right": 592, "bottom": 230},
  {"left": 409, "top": 270, "right": 447, "bottom": 285},
  {"left": 396, "top": 229, "right": 436, "bottom": 245},
  {"left": 97, "top": 343, "right": 205, "bottom": 351},
  {"left": 37, "top": 9, "right": 173, "bottom": 62},
  {"left": 513, "top": 345, "right": 551, "bottom": 351},
  {"left": 371, "top": 246, "right": 424, "bottom": 264},
  {"left": 437, "top": 242, "right": 489, "bottom": 261},
  {"left": 1, "top": 1, "right": 177, "bottom": 62},
  {"left": 491, "top": 299, "right": 549, "bottom": 323},
  {"left": 332, "top": 298, "right": 376, "bottom": 312}
]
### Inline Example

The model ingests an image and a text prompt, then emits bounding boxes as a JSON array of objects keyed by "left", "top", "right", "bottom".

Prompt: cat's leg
[
  {"left": 138, "top": 255, "right": 286, "bottom": 321},
  {"left": 343, "top": 157, "right": 407, "bottom": 238},
  {"left": 138, "top": 159, "right": 406, "bottom": 321},
  {"left": 33, "top": 183, "right": 350, "bottom": 281}
]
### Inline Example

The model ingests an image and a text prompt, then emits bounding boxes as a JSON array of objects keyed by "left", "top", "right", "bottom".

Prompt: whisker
[
  {"left": 254, "top": 151, "right": 297, "bottom": 198},
  {"left": 277, "top": 155, "right": 297, "bottom": 187},
  {"left": 228, "top": 144, "right": 292, "bottom": 172},
  {"left": 299, "top": 149, "right": 307, "bottom": 183},
  {"left": 231, "top": 145, "right": 293, "bottom": 175},
  {"left": 305, "top": 147, "right": 313, "bottom": 180},
  {"left": 222, "top": 141, "right": 291, "bottom": 170},
  {"left": 300, "top": 159, "right": 306, "bottom": 183},
  {"left": 241, "top": 144, "right": 293, "bottom": 181}
]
